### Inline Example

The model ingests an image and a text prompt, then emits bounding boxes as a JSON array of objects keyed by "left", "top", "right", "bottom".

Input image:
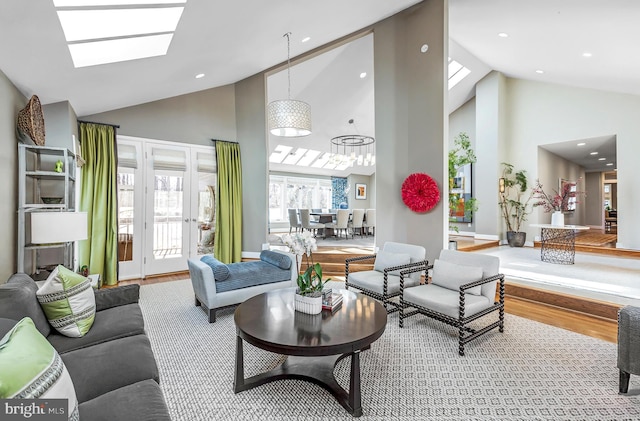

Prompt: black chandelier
[{"left": 329, "top": 119, "right": 375, "bottom": 167}]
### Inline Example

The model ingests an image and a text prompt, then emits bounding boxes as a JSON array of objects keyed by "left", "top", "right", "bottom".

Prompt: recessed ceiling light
[
  {"left": 606, "top": 163, "right": 614, "bottom": 166},
  {"left": 420, "top": 44, "right": 429, "bottom": 53},
  {"left": 582, "top": 52, "right": 592, "bottom": 58},
  {"left": 195, "top": 73, "right": 205, "bottom": 79},
  {"left": 498, "top": 32, "right": 509, "bottom": 38},
  {"left": 590, "top": 152, "right": 598, "bottom": 155},
  {"left": 359, "top": 72, "right": 367, "bottom": 79},
  {"left": 301, "top": 36, "right": 310, "bottom": 43},
  {"left": 598, "top": 157, "right": 606, "bottom": 161},
  {"left": 535, "top": 69, "right": 544, "bottom": 74},
  {"left": 577, "top": 142, "right": 586, "bottom": 146}
]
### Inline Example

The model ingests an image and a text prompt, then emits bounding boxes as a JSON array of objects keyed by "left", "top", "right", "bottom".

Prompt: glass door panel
[
  {"left": 117, "top": 139, "right": 143, "bottom": 280},
  {"left": 146, "top": 144, "right": 190, "bottom": 275}
]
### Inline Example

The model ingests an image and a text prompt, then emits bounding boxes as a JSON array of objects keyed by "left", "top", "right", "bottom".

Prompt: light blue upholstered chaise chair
[
  {"left": 399, "top": 249, "right": 505, "bottom": 356},
  {"left": 188, "top": 250, "right": 297, "bottom": 322}
]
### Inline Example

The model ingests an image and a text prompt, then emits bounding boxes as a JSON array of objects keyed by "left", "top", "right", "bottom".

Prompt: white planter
[
  {"left": 551, "top": 211, "right": 565, "bottom": 227},
  {"left": 294, "top": 293, "right": 322, "bottom": 315}
]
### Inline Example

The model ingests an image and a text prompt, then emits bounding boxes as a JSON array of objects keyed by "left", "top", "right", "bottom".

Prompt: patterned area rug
[
  {"left": 139, "top": 280, "right": 640, "bottom": 421},
  {"left": 574, "top": 232, "right": 618, "bottom": 247}
]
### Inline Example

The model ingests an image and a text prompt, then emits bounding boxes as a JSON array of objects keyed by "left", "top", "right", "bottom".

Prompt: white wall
[{"left": 503, "top": 78, "right": 640, "bottom": 249}]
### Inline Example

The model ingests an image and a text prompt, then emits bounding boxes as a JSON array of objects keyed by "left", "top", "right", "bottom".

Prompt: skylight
[
  {"left": 448, "top": 58, "right": 471, "bottom": 90},
  {"left": 68, "top": 34, "right": 174, "bottom": 68},
  {"left": 53, "top": 0, "right": 186, "bottom": 68}
]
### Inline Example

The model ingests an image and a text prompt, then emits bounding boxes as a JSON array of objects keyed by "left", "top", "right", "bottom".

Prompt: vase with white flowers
[{"left": 281, "top": 232, "right": 330, "bottom": 314}]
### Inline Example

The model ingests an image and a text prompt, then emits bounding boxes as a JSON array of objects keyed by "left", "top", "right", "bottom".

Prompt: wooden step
[{"left": 304, "top": 246, "right": 375, "bottom": 277}]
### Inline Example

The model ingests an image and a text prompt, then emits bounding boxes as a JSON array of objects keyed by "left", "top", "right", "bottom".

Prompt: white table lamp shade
[{"left": 31, "top": 212, "right": 88, "bottom": 244}]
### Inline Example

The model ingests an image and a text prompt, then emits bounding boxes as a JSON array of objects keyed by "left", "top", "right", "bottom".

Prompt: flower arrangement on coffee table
[{"left": 281, "top": 231, "right": 330, "bottom": 314}]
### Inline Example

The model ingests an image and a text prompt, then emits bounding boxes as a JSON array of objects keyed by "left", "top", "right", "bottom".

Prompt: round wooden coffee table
[{"left": 233, "top": 288, "right": 387, "bottom": 417}]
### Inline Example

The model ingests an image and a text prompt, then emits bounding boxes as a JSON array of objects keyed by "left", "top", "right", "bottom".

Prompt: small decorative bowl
[{"left": 41, "top": 197, "right": 63, "bottom": 204}]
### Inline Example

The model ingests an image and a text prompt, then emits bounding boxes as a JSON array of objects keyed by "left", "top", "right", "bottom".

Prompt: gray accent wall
[
  {"left": 43, "top": 101, "right": 78, "bottom": 150},
  {"left": 82, "top": 84, "right": 237, "bottom": 147},
  {"left": 373, "top": 0, "right": 448, "bottom": 262},
  {"left": 585, "top": 172, "right": 603, "bottom": 227},
  {"left": 235, "top": 73, "right": 267, "bottom": 251},
  {"left": 537, "top": 147, "right": 585, "bottom": 227},
  {"left": 0, "top": 69, "right": 26, "bottom": 282}
]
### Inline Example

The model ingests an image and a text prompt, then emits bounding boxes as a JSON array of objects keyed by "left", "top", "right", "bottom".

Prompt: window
[{"left": 269, "top": 175, "right": 332, "bottom": 222}]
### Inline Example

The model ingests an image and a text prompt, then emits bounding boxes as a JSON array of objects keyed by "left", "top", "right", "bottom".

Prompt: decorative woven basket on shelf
[{"left": 17, "top": 95, "right": 46, "bottom": 146}]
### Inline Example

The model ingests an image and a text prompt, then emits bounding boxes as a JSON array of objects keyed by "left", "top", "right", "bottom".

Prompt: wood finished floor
[
  {"left": 120, "top": 271, "right": 619, "bottom": 345},
  {"left": 117, "top": 227, "right": 627, "bottom": 345}
]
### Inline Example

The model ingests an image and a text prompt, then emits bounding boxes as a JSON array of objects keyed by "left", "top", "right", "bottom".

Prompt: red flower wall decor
[{"left": 401, "top": 173, "right": 440, "bottom": 213}]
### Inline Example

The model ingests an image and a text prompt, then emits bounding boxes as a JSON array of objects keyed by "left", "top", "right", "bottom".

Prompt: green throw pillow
[
  {"left": 0, "top": 317, "right": 79, "bottom": 420},
  {"left": 37, "top": 265, "right": 96, "bottom": 338}
]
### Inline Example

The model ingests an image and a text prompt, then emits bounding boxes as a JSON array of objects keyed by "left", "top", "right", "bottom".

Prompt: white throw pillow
[
  {"left": 373, "top": 251, "right": 411, "bottom": 276},
  {"left": 0, "top": 317, "right": 79, "bottom": 420},
  {"left": 431, "top": 259, "right": 483, "bottom": 295},
  {"left": 37, "top": 265, "right": 96, "bottom": 337}
]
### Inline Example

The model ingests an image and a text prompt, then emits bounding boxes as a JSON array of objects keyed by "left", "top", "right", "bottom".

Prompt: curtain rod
[
  {"left": 211, "top": 139, "right": 239, "bottom": 144},
  {"left": 78, "top": 120, "right": 120, "bottom": 129}
]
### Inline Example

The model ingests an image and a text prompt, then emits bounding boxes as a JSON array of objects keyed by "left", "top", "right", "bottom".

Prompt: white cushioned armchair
[
  {"left": 188, "top": 250, "right": 297, "bottom": 322},
  {"left": 399, "top": 249, "right": 505, "bottom": 356},
  {"left": 345, "top": 242, "right": 427, "bottom": 313}
]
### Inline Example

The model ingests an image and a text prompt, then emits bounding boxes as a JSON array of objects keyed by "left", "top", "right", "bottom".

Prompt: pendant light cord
[{"left": 284, "top": 32, "right": 292, "bottom": 99}]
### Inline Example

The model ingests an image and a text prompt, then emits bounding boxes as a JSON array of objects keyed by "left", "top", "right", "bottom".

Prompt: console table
[{"left": 530, "top": 224, "right": 589, "bottom": 265}]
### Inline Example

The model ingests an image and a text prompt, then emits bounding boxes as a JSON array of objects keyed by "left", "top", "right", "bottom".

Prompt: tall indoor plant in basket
[{"left": 498, "top": 163, "right": 533, "bottom": 247}]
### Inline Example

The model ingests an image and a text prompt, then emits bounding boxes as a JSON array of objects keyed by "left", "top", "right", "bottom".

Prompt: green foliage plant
[
  {"left": 296, "top": 262, "right": 330, "bottom": 297},
  {"left": 448, "top": 132, "right": 478, "bottom": 231},
  {"left": 498, "top": 163, "right": 534, "bottom": 232}
]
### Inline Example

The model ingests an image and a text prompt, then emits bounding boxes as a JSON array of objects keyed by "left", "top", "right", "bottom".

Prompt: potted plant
[
  {"left": 498, "top": 163, "right": 534, "bottom": 247},
  {"left": 295, "top": 263, "right": 330, "bottom": 314},
  {"left": 281, "top": 231, "right": 330, "bottom": 314},
  {"left": 448, "top": 132, "right": 478, "bottom": 237}
]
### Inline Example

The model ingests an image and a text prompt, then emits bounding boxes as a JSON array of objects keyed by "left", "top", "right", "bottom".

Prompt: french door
[{"left": 117, "top": 136, "right": 216, "bottom": 279}]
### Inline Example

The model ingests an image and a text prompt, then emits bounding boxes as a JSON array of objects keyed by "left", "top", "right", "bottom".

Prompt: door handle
[
  {"left": 192, "top": 218, "right": 197, "bottom": 222},
  {"left": 184, "top": 218, "right": 189, "bottom": 223}
]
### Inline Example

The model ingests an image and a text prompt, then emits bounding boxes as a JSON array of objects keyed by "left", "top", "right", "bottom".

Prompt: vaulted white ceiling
[{"left": 1, "top": 0, "right": 636, "bottom": 174}]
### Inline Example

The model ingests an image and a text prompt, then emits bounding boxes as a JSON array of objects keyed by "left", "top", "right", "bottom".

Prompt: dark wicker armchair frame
[
  {"left": 345, "top": 254, "right": 428, "bottom": 314},
  {"left": 399, "top": 264, "right": 505, "bottom": 356}
]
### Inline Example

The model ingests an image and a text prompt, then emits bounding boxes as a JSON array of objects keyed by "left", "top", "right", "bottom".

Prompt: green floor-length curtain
[
  {"left": 214, "top": 140, "right": 242, "bottom": 263},
  {"left": 78, "top": 122, "right": 118, "bottom": 285}
]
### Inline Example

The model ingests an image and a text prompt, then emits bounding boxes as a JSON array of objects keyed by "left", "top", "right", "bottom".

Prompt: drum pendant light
[{"left": 268, "top": 33, "right": 312, "bottom": 137}]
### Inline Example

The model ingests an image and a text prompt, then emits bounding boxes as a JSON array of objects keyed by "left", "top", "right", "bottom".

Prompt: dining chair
[
  {"left": 324, "top": 209, "right": 350, "bottom": 239},
  {"left": 364, "top": 209, "right": 376, "bottom": 236},
  {"left": 287, "top": 208, "right": 301, "bottom": 233},
  {"left": 349, "top": 209, "right": 365, "bottom": 237},
  {"left": 299, "top": 209, "right": 325, "bottom": 237}
]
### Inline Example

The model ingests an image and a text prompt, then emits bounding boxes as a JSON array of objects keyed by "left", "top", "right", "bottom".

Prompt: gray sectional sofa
[{"left": 0, "top": 273, "right": 171, "bottom": 421}]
